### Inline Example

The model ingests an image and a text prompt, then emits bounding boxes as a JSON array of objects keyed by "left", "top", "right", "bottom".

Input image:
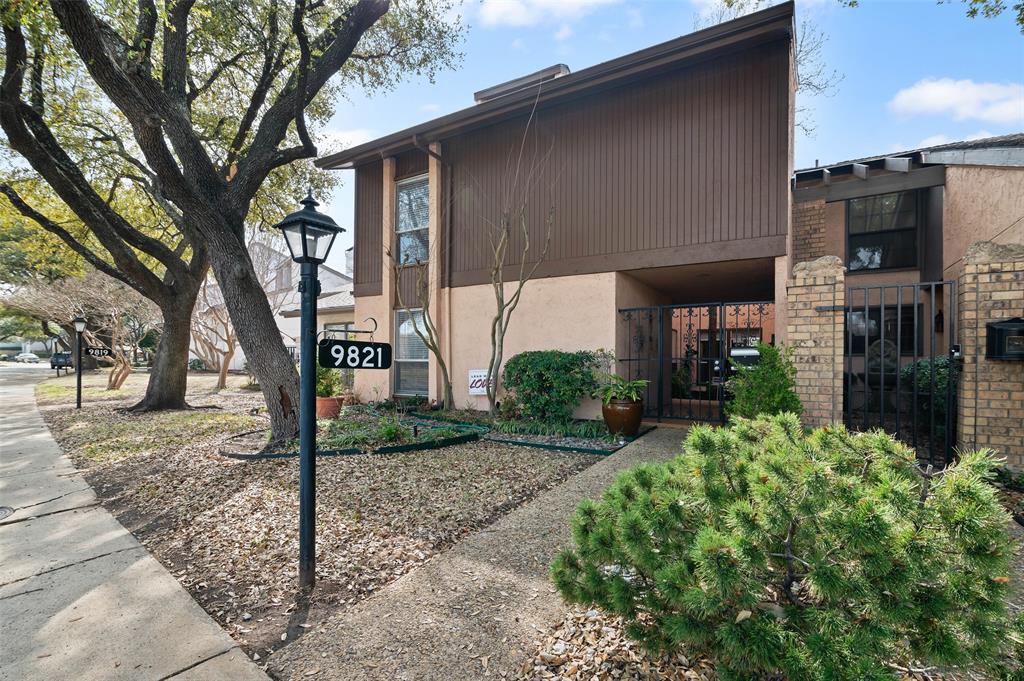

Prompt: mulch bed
[{"left": 37, "top": 374, "right": 601, "bottom": 670}]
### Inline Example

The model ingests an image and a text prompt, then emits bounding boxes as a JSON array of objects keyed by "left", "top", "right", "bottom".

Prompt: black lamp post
[
  {"left": 73, "top": 317, "right": 87, "bottom": 409},
  {"left": 273, "top": 193, "right": 343, "bottom": 589}
]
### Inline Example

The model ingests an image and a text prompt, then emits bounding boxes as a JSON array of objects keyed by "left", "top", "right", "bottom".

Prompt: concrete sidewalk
[
  {"left": 269, "top": 426, "right": 686, "bottom": 680},
  {"left": 0, "top": 366, "right": 267, "bottom": 681}
]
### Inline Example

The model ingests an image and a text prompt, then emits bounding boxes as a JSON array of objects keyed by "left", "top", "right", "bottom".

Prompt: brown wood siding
[
  {"left": 395, "top": 150, "right": 428, "bottom": 180},
  {"left": 353, "top": 160, "right": 383, "bottom": 296},
  {"left": 444, "top": 40, "right": 790, "bottom": 286}
]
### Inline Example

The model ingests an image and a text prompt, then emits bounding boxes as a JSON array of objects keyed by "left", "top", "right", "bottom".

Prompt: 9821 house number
[{"left": 317, "top": 339, "right": 392, "bottom": 370}]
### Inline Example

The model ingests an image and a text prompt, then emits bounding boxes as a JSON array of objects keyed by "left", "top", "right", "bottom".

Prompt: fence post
[{"left": 786, "top": 256, "right": 846, "bottom": 428}]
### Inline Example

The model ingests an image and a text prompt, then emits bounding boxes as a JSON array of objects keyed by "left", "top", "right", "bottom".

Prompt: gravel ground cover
[{"left": 37, "top": 370, "right": 601, "bottom": 671}]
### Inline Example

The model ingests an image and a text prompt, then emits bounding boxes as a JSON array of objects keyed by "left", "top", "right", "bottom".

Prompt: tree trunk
[
  {"left": 130, "top": 305, "right": 193, "bottom": 411},
  {"left": 204, "top": 230, "right": 299, "bottom": 442},
  {"left": 218, "top": 338, "right": 235, "bottom": 390}
]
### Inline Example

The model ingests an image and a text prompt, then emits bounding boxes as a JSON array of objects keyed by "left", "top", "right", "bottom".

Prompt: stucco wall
[
  {"left": 942, "top": 166, "right": 1024, "bottom": 280},
  {"left": 445, "top": 272, "right": 619, "bottom": 417},
  {"left": 352, "top": 294, "right": 391, "bottom": 402}
]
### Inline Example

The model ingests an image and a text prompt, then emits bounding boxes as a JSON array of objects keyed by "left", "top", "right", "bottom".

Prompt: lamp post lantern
[
  {"left": 273, "top": 193, "right": 344, "bottom": 589},
  {"left": 72, "top": 317, "right": 87, "bottom": 409}
]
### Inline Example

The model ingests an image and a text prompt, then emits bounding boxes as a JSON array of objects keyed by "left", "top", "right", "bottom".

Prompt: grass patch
[{"left": 62, "top": 409, "right": 260, "bottom": 464}]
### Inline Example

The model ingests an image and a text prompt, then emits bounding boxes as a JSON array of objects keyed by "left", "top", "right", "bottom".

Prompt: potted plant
[
  {"left": 593, "top": 374, "right": 649, "bottom": 436},
  {"left": 315, "top": 364, "right": 344, "bottom": 418}
]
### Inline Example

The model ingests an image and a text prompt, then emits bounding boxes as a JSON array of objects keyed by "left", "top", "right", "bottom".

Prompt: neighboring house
[
  {"left": 188, "top": 240, "right": 353, "bottom": 371},
  {"left": 791, "top": 134, "right": 1024, "bottom": 466},
  {"left": 316, "top": 3, "right": 796, "bottom": 417}
]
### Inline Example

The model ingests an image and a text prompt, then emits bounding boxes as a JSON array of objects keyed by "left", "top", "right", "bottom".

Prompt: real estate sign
[{"left": 468, "top": 369, "right": 491, "bottom": 396}]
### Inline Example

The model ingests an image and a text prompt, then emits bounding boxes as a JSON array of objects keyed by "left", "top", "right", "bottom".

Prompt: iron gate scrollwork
[{"left": 617, "top": 301, "right": 776, "bottom": 423}]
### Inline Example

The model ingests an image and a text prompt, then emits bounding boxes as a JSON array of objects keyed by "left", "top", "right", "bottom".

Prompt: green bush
[
  {"left": 316, "top": 364, "right": 340, "bottom": 398},
  {"left": 502, "top": 350, "right": 602, "bottom": 423},
  {"left": 552, "top": 414, "right": 1013, "bottom": 680},
  {"left": 899, "top": 356, "right": 959, "bottom": 425},
  {"left": 724, "top": 342, "right": 802, "bottom": 419}
]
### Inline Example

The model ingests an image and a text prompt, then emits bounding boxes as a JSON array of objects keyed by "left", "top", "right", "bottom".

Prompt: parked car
[
  {"left": 51, "top": 352, "right": 73, "bottom": 369},
  {"left": 15, "top": 352, "right": 41, "bottom": 363},
  {"left": 0, "top": 353, "right": 12, "bottom": 361}
]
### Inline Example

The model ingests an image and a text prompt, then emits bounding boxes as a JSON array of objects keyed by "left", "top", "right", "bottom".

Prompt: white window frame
[
  {"left": 393, "top": 308, "right": 428, "bottom": 396},
  {"left": 395, "top": 174, "right": 429, "bottom": 265}
]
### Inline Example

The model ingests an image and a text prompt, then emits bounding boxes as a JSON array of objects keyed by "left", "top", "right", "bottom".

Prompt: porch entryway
[
  {"left": 617, "top": 302, "right": 776, "bottom": 423},
  {"left": 844, "top": 281, "right": 958, "bottom": 467}
]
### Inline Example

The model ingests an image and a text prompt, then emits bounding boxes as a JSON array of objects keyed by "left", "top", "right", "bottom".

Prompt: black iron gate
[
  {"left": 844, "top": 281, "right": 958, "bottom": 466},
  {"left": 618, "top": 302, "right": 775, "bottom": 422}
]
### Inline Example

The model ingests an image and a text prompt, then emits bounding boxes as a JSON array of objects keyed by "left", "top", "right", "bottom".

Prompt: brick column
[
  {"left": 792, "top": 199, "right": 827, "bottom": 264},
  {"left": 786, "top": 256, "right": 845, "bottom": 427},
  {"left": 957, "top": 241, "right": 1024, "bottom": 470}
]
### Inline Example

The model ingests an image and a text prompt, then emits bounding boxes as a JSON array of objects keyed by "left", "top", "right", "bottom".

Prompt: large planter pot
[
  {"left": 315, "top": 396, "right": 344, "bottom": 419},
  {"left": 602, "top": 398, "right": 643, "bottom": 437}
]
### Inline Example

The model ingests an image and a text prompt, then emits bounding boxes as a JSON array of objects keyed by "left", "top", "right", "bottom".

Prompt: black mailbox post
[{"left": 985, "top": 317, "right": 1024, "bottom": 360}]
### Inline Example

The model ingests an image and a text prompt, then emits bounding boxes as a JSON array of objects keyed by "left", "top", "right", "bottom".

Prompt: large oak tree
[{"left": 1, "top": 0, "right": 460, "bottom": 439}]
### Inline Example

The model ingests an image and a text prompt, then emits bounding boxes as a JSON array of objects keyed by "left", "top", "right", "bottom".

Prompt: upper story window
[
  {"left": 846, "top": 190, "right": 918, "bottom": 272},
  {"left": 396, "top": 176, "right": 429, "bottom": 265}
]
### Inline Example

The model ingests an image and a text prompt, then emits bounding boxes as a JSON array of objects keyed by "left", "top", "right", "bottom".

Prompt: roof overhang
[
  {"left": 317, "top": 1, "right": 794, "bottom": 170},
  {"left": 281, "top": 304, "right": 355, "bottom": 318}
]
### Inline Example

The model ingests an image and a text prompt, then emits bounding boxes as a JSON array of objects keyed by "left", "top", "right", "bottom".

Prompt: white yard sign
[{"left": 468, "top": 369, "right": 491, "bottom": 396}]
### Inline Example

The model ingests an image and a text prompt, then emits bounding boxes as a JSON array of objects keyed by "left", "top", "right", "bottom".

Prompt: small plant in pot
[
  {"left": 593, "top": 374, "right": 648, "bottom": 437},
  {"left": 315, "top": 365, "right": 343, "bottom": 418}
]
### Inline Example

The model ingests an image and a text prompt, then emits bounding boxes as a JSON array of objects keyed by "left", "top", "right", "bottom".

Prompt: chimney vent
[{"left": 474, "top": 64, "right": 570, "bottom": 104}]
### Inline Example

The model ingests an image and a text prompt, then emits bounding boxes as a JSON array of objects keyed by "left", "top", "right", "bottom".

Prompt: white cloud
[
  {"left": 917, "top": 129, "right": 993, "bottom": 148},
  {"left": 554, "top": 23, "right": 573, "bottom": 40},
  {"left": 626, "top": 7, "right": 644, "bottom": 28},
  {"left": 478, "top": 0, "right": 621, "bottom": 28},
  {"left": 318, "top": 128, "right": 376, "bottom": 153},
  {"left": 889, "top": 78, "right": 1024, "bottom": 125},
  {"left": 510, "top": 37, "right": 525, "bottom": 50},
  {"left": 420, "top": 103, "right": 441, "bottom": 112}
]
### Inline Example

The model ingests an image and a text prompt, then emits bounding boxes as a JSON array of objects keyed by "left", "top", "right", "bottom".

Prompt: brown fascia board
[{"left": 317, "top": 1, "right": 794, "bottom": 170}]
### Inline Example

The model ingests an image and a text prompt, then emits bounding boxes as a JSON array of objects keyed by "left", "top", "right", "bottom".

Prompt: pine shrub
[
  {"left": 724, "top": 342, "right": 802, "bottom": 420},
  {"left": 552, "top": 414, "right": 1014, "bottom": 680}
]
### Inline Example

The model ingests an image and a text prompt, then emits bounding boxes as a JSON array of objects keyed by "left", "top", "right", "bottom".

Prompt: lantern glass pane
[{"left": 282, "top": 225, "right": 307, "bottom": 262}]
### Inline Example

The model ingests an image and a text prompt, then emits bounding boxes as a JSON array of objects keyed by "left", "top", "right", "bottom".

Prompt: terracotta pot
[
  {"left": 315, "top": 396, "right": 344, "bottom": 418},
  {"left": 602, "top": 398, "right": 643, "bottom": 436}
]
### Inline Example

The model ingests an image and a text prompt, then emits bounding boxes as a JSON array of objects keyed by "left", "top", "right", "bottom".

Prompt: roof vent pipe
[{"left": 473, "top": 64, "right": 570, "bottom": 104}]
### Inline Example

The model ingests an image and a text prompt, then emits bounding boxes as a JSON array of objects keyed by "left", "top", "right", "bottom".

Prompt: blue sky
[{"left": 319, "top": 0, "right": 1024, "bottom": 272}]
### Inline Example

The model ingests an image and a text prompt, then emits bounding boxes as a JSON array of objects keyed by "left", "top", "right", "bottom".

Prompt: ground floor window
[
  {"left": 845, "top": 305, "right": 922, "bottom": 356},
  {"left": 394, "top": 309, "right": 428, "bottom": 395}
]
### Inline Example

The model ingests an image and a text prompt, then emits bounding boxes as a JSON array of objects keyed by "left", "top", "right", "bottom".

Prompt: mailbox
[{"left": 985, "top": 317, "right": 1024, "bottom": 360}]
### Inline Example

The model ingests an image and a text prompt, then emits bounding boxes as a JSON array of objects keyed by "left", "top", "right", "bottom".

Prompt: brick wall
[
  {"left": 792, "top": 199, "right": 827, "bottom": 264},
  {"left": 786, "top": 256, "right": 845, "bottom": 427},
  {"left": 957, "top": 241, "right": 1024, "bottom": 470}
]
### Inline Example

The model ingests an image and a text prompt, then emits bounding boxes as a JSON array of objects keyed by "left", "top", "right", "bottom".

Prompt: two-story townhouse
[
  {"left": 792, "top": 134, "right": 1024, "bottom": 466},
  {"left": 316, "top": 3, "right": 796, "bottom": 421}
]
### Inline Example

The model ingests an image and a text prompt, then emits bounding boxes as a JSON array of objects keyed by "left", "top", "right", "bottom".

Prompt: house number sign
[
  {"left": 318, "top": 338, "right": 392, "bottom": 370},
  {"left": 85, "top": 347, "right": 111, "bottom": 357}
]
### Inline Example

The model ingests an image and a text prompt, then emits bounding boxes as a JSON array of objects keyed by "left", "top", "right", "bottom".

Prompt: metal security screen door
[
  {"left": 844, "top": 281, "right": 957, "bottom": 467},
  {"left": 618, "top": 302, "right": 775, "bottom": 422}
]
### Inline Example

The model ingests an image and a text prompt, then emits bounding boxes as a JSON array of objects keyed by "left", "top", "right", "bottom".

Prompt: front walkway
[
  {"left": 0, "top": 366, "right": 267, "bottom": 681},
  {"left": 269, "top": 427, "right": 686, "bottom": 680}
]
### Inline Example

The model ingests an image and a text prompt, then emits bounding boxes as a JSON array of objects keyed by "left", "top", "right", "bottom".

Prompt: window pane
[
  {"left": 396, "top": 178, "right": 429, "bottom": 234},
  {"left": 848, "top": 229, "right": 916, "bottom": 271},
  {"left": 846, "top": 305, "right": 920, "bottom": 356},
  {"left": 396, "top": 309, "right": 429, "bottom": 360},
  {"left": 398, "top": 230, "right": 428, "bottom": 265},
  {"left": 395, "top": 360, "right": 428, "bottom": 395}
]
